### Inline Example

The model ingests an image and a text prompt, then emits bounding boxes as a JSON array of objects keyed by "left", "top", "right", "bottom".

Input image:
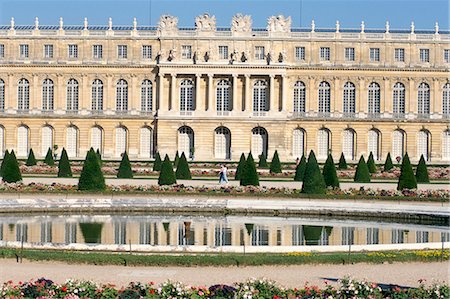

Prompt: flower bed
[{"left": 1, "top": 277, "right": 448, "bottom": 299}]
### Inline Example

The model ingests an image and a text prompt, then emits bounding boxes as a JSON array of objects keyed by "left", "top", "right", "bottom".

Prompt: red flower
[{"left": 61, "top": 286, "right": 67, "bottom": 292}]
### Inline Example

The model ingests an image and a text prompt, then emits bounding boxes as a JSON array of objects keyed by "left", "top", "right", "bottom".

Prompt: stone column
[
  {"left": 170, "top": 74, "right": 177, "bottom": 112},
  {"left": 244, "top": 74, "right": 251, "bottom": 113},
  {"left": 408, "top": 78, "right": 416, "bottom": 114},
  {"left": 269, "top": 74, "right": 275, "bottom": 112},
  {"left": 432, "top": 78, "right": 439, "bottom": 115},
  {"left": 381, "top": 77, "right": 388, "bottom": 114},
  {"left": 130, "top": 75, "right": 137, "bottom": 112},
  {"left": 7, "top": 73, "right": 14, "bottom": 110},
  {"left": 359, "top": 78, "right": 367, "bottom": 114},
  {"left": 81, "top": 74, "right": 89, "bottom": 112},
  {"left": 281, "top": 75, "right": 287, "bottom": 112},
  {"left": 307, "top": 76, "right": 315, "bottom": 113},
  {"left": 32, "top": 74, "right": 39, "bottom": 110},
  {"left": 106, "top": 75, "right": 114, "bottom": 111},
  {"left": 55, "top": 74, "right": 64, "bottom": 112},
  {"left": 333, "top": 77, "right": 340, "bottom": 114},
  {"left": 208, "top": 74, "right": 214, "bottom": 113},
  {"left": 385, "top": 78, "right": 393, "bottom": 114},
  {"left": 157, "top": 73, "right": 164, "bottom": 111},
  {"left": 232, "top": 74, "right": 238, "bottom": 112},
  {"left": 195, "top": 74, "right": 201, "bottom": 112}
]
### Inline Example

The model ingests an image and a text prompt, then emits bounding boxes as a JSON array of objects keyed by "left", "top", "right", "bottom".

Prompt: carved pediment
[
  {"left": 195, "top": 13, "right": 216, "bottom": 31},
  {"left": 158, "top": 15, "right": 178, "bottom": 32},
  {"left": 231, "top": 14, "right": 252, "bottom": 32},
  {"left": 267, "top": 15, "right": 291, "bottom": 33}
]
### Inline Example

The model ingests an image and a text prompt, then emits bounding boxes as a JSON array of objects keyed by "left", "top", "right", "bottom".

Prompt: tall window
[
  {"left": 368, "top": 82, "right": 380, "bottom": 115},
  {"left": 443, "top": 83, "right": 450, "bottom": 116},
  {"left": 445, "top": 49, "right": 450, "bottom": 63},
  {"left": 392, "top": 130, "right": 405, "bottom": 160},
  {"left": 367, "top": 228, "right": 379, "bottom": 245},
  {"left": 141, "top": 80, "right": 152, "bottom": 112},
  {"left": 0, "top": 44, "right": 4, "bottom": 58},
  {"left": 180, "top": 79, "right": 194, "bottom": 112},
  {"left": 178, "top": 126, "right": 194, "bottom": 159},
  {"left": 140, "top": 127, "right": 154, "bottom": 158},
  {"left": 343, "top": 82, "right": 356, "bottom": 115},
  {"left": 66, "top": 126, "right": 78, "bottom": 158},
  {"left": 218, "top": 46, "right": 228, "bottom": 60},
  {"left": 342, "top": 129, "right": 355, "bottom": 160},
  {"left": 251, "top": 127, "right": 268, "bottom": 158},
  {"left": 369, "top": 48, "right": 380, "bottom": 62},
  {"left": 417, "top": 130, "right": 430, "bottom": 161},
  {"left": 393, "top": 82, "right": 405, "bottom": 116},
  {"left": 394, "top": 48, "right": 405, "bottom": 62},
  {"left": 216, "top": 79, "right": 231, "bottom": 112},
  {"left": 42, "top": 79, "right": 54, "bottom": 111},
  {"left": 142, "top": 45, "right": 152, "bottom": 59},
  {"left": 320, "top": 47, "right": 330, "bottom": 61},
  {"left": 19, "top": 44, "right": 29, "bottom": 58},
  {"left": 255, "top": 46, "right": 265, "bottom": 60},
  {"left": 418, "top": 82, "right": 430, "bottom": 116},
  {"left": 0, "top": 79, "right": 4, "bottom": 111},
  {"left": 91, "top": 79, "right": 103, "bottom": 111},
  {"left": 0, "top": 126, "right": 4, "bottom": 158},
  {"left": 17, "top": 126, "right": 29, "bottom": 157},
  {"left": 116, "top": 79, "right": 128, "bottom": 112},
  {"left": 419, "top": 49, "right": 429, "bottom": 63},
  {"left": 368, "top": 129, "right": 380, "bottom": 161},
  {"left": 295, "top": 46, "right": 305, "bottom": 61},
  {"left": 41, "top": 126, "right": 53, "bottom": 157},
  {"left": 293, "top": 81, "right": 306, "bottom": 113},
  {"left": 68, "top": 44, "right": 78, "bottom": 58},
  {"left": 118, "top": 45, "right": 127, "bottom": 59},
  {"left": 91, "top": 126, "right": 102, "bottom": 154},
  {"left": 442, "top": 130, "right": 450, "bottom": 161},
  {"left": 344, "top": 47, "right": 355, "bottom": 61},
  {"left": 93, "top": 45, "right": 103, "bottom": 59},
  {"left": 292, "top": 128, "right": 305, "bottom": 159},
  {"left": 181, "top": 45, "right": 192, "bottom": 59},
  {"left": 214, "top": 126, "right": 231, "bottom": 160},
  {"left": 66, "top": 79, "right": 79, "bottom": 112},
  {"left": 253, "top": 80, "right": 268, "bottom": 113},
  {"left": 317, "top": 128, "right": 330, "bottom": 160},
  {"left": 318, "top": 81, "right": 331, "bottom": 114},
  {"left": 115, "top": 126, "right": 127, "bottom": 157},
  {"left": 18, "top": 78, "right": 30, "bottom": 111},
  {"left": 44, "top": 44, "right": 53, "bottom": 58}
]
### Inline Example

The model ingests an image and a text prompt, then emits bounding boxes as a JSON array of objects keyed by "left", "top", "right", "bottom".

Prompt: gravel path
[{"left": 1, "top": 260, "right": 448, "bottom": 288}]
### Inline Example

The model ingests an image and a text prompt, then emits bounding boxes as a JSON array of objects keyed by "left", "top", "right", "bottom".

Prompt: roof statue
[
  {"left": 195, "top": 13, "right": 216, "bottom": 31},
  {"left": 267, "top": 15, "right": 291, "bottom": 33},
  {"left": 231, "top": 14, "right": 252, "bottom": 32},
  {"left": 158, "top": 15, "right": 178, "bottom": 32}
]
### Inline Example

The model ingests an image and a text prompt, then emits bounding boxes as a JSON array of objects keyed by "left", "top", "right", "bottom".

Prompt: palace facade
[{"left": 0, "top": 14, "right": 449, "bottom": 163}]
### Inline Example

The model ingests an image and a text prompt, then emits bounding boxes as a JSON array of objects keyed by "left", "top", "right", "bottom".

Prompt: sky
[{"left": 0, "top": 0, "right": 448, "bottom": 30}]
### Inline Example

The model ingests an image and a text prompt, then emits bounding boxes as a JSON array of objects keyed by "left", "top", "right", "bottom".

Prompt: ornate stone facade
[{"left": 0, "top": 15, "right": 449, "bottom": 163}]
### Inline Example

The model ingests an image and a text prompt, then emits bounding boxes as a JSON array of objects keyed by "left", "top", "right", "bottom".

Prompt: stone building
[{"left": 0, "top": 14, "right": 449, "bottom": 163}]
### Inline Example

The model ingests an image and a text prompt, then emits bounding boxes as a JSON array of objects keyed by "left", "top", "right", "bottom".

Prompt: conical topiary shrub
[
  {"left": 269, "top": 150, "right": 282, "bottom": 174},
  {"left": 1, "top": 150, "right": 22, "bottom": 183},
  {"left": 57, "top": 148, "right": 72, "bottom": 178},
  {"left": 301, "top": 150, "right": 326, "bottom": 194},
  {"left": 117, "top": 151, "right": 133, "bottom": 178},
  {"left": 338, "top": 153, "right": 348, "bottom": 170},
  {"left": 235, "top": 153, "right": 246, "bottom": 180},
  {"left": 354, "top": 155, "right": 371, "bottom": 183},
  {"left": 240, "top": 152, "right": 259, "bottom": 186},
  {"left": 322, "top": 153, "right": 339, "bottom": 188},
  {"left": 397, "top": 152, "right": 417, "bottom": 190},
  {"left": 158, "top": 154, "right": 176, "bottom": 185},
  {"left": 258, "top": 154, "right": 268, "bottom": 168},
  {"left": 384, "top": 152, "right": 394, "bottom": 172},
  {"left": 175, "top": 152, "right": 192, "bottom": 179},
  {"left": 25, "top": 149, "right": 37, "bottom": 166},
  {"left": 174, "top": 151, "right": 180, "bottom": 168},
  {"left": 153, "top": 152, "right": 162, "bottom": 171},
  {"left": 96, "top": 149, "right": 102, "bottom": 166},
  {"left": 0, "top": 150, "right": 10, "bottom": 177},
  {"left": 44, "top": 148, "right": 55, "bottom": 166},
  {"left": 367, "top": 152, "right": 377, "bottom": 173},
  {"left": 78, "top": 148, "right": 106, "bottom": 191},
  {"left": 415, "top": 154, "right": 430, "bottom": 183},
  {"left": 294, "top": 154, "right": 307, "bottom": 181}
]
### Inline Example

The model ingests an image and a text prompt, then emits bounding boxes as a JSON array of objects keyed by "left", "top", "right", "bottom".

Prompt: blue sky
[{"left": 0, "top": 0, "right": 448, "bottom": 29}]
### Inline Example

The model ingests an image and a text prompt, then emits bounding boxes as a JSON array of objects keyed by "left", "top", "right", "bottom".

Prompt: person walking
[{"left": 219, "top": 164, "right": 229, "bottom": 184}]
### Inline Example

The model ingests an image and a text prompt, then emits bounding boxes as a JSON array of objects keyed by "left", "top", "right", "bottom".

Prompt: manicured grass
[{"left": 0, "top": 248, "right": 448, "bottom": 267}]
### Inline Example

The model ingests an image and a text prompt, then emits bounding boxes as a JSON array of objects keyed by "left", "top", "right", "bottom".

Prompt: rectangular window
[
  {"left": 142, "top": 45, "right": 152, "bottom": 59},
  {"left": 319, "top": 47, "right": 330, "bottom": 61},
  {"left": 344, "top": 47, "right": 355, "bottom": 61},
  {"left": 118, "top": 45, "right": 127, "bottom": 59},
  {"left": 219, "top": 45, "right": 228, "bottom": 59},
  {"left": 68, "top": 44, "right": 78, "bottom": 58},
  {"left": 394, "top": 48, "right": 405, "bottom": 62},
  {"left": 44, "top": 44, "right": 53, "bottom": 58},
  {"left": 19, "top": 44, "right": 29, "bottom": 58},
  {"left": 295, "top": 46, "right": 305, "bottom": 61},
  {"left": 0, "top": 44, "right": 4, "bottom": 58},
  {"left": 255, "top": 46, "right": 265, "bottom": 60},
  {"left": 181, "top": 45, "right": 192, "bottom": 59},
  {"left": 420, "top": 48, "right": 429, "bottom": 63},
  {"left": 370, "top": 48, "right": 380, "bottom": 62},
  {"left": 93, "top": 45, "right": 103, "bottom": 59},
  {"left": 444, "top": 49, "right": 450, "bottom": 63}
]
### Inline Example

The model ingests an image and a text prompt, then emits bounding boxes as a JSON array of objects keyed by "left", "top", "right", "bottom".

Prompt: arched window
[
  {"left": 342, "top": 129, "right": 356, "bottom": 160},
  {"left": 317, "top": 128, "right": 330, "bottom": 160},
  {"left": 140, "top": 127, "right": 154, "bottom": 158},
  {"left": 116, "top": 79, "right": 128, "bottom": 112},
  {"left": 41, "top": 126, "right": 53, "bottom": 157},
  {"left": 393, "top": 82, "right": 405, "bottom": 116},
  {"left": 17, "top": 125, "right": 29, "bottom": 157},
  {"left": 214, "top": 126, "right": 231, "bottom": 160},
  {"left": 442, "top": 130, "right": 450, "bottom": 161},
  {"left": 292, "top": 128, "right": 305, "bottom": 159},
  {"left": 0, "top": 79, "right": 5, "bottom": 111},
  {"left": 392, "top": 130, "right": 405, "bottom": 160},
  {"left": 91, "top": 79, "right": 103, "bottom": 111},
  {"left": 293, "top": 81, "right": 306, "bottom": 113},
  {"left": 417, "top": 130, "right": 431, "bottom": 161},
  {"left": 91, "top": 126, "right": 103, "bottom": 153},
  {"left": 42, "top": 79, "right": 54, "bottom": 111},
  {"left": 442, "top": 83, "right": 450, "bottom": 116},
  {"left": 0, "top": 126, "right": 4, "bottom": 157},
  {"left": 115, "top": 126, "right": 127, "bottom": 157},
  {"left": 141, "top": 80, "right": 152, "bottom": 112},
  {"left": 67, "top": 79, "right": 79, "bottom": 111},
  {"left": 180, "top": 79, "right": 194, "bottom": 112},
  {"left": 318, "top": 81, "right": 330, "bottom": 114},
  {"left": 368, "top": 129, "right": 381, "bottom": 161},
  {"left": 252, "top": 127, "right": 268, "bottom": 158},
  {"left": 343, "top": 82, "right": 356, "bottom": 115},
  {"left": 368, "top": 82, "right": 380, "bottom": 115},
  {"left": 178, "top": 126, "right": 194, "bottom": 159},
  {"left": 216, "top": 80, "right": 231, "bottom": 112},
  {"left": 418, "top": 82, "right": 430, "bottom": 116},
  {"left": 18, "top": 78, "right": 30, "bottom": 111},
  {"left": 66, "top": 126, "right": 78, "bottom": 158},
  {"left": 253, "top": 80, "right": 268, "bottom": 113}
]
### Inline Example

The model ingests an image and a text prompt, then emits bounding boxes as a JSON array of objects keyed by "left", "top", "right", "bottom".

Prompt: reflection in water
[{"left": 0, "top": 214, "right": 448, "bottom": 249}]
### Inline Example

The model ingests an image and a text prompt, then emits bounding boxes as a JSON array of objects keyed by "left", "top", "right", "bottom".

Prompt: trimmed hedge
[
  {"left": 354, "top": 155, "right": 371, "bottom": 183},
  {"left": 258, "top": 154, "right": 268, "bottom": 168},
  {"left": 25, "top": 149, "right": 37, "bottom": 166},
  {"left": 158, "top": 154, "right": 176, "bottom": 185},
  {"left": 338, "top": 152, "right": 348, "bottom": 170},
  {"left": 397, "top": 152, "right": 417, "bottom": 190},
  {"left": 175, "top": 152, "right": 192, "bottom": 179},
  {"left": 293, "top": 154, "right": 307, "bottom": 182},
  {"left": 367, "top": 152, "right": 377, "bottom": 173},
  {"left": 174, "top": 151, "right": 180, "bottom": 168},
  {"left": 153, "top": 152, "right": 162, "bottom": 171},
  {"left": 78, "top": 148, "right": 106, "bottom": 191},
  {"left": 240, "top": 152, "right": 259, "bottom": 186},
  {"left": 96, "top": 149, "right": 102, "bottom": 166},
  {"left": 384, "top": 152, "right": 394, "bottom": 172},
  {"left": 301, "top": 150, "right": 326, "bottom": 194},
  {"left": 323, "top": 153, "right": 339, "bottom": 188},
  {"left": 57, "top": 148, "right": 72, "bottom": 178},
  {"left": 235, "top": 153, "right": 246, "bottom": 180},
  {"left": 269, "top": 150, "right": 282, "bottom": 173},
  {"left": 0, "top": 150, "right": 9, "bottom": 177},
  {"left": 415, "top": 154, "right": 430, "bottom": 183},
  {"left": 117, "top": 152, "right": 133, "bottom": 178},
  {"left": 44, "top": 148, "right": 55, "bottom": 166},
  {"left": 1, "top": 150, "right": 22, "bottom": 183}
]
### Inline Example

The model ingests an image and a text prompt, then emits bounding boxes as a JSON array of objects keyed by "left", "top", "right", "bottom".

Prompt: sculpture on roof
[
  {"left": 231, "top": 14, "right": 252, "bottom": 32},
  {"left": 159, "top": 15, "right": 178, "bottom": 32},
  {"left": 195, "top": 13, "right": 216, "bottom": 31},
  {"left": 267, "top": 15, "right": 291, "bottom": 33}
]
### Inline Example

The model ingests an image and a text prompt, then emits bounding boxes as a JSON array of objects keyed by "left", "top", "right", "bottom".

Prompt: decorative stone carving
[
  {"left": 10, "top": 17, "right": 15, "bottom": 30},
  {"left": 156, "top": 50, "right": 163, "bottom": 63},
  {"left": 435, "top": 22, "right": 439, "bottom": 34},
  {"left": 311, "top": 20, "right": 315, "bottom": 32},
  {"left": 204, "top": 51, "right": 210, "bottom": 62},
  {"left": 410, "top": 21, "right": 415, "bottom": 34},
  {"left": 230, "top": 49, "right": 238, "bottom": 63},
  {"left": 241, "top": 50, "right": 249, "bottom": 62},
  {"left": 84, "top": 18, "right": 88, "bottom": 30},
  {"left": 158, "top": 15, "right": 178, "bottom": 32},
  {"left": 231, "top": 14, "right": 252, "bottom": 32},
  {"left": 34, "top": 17, "right": 39, "bottom": 30},
  {"left": 385, "top": 21, "right": 390, "bottom": 33},
  {"left": 193, "top": 50, "right": 198, "bottom": 64},
  {"left": 108, "top": 17, "right": 113, "bottom": 30},
  {"left": 59, "top": 17, "right": 63, "bottom": 30},
  {"left": 278, "top": 50, "right": 287, "bottom": 63},
  {"left": 267, "top": 15, "right": 291, "bottom": 33},
  {"left": 266, "top": 51, "right": 272, "bottom": 65},
  {"left": 195, "top": 13, "right": 216, "bottom": 31},
  {"left": 168, "top": 48, "right": 176, "bottom": 61}
]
